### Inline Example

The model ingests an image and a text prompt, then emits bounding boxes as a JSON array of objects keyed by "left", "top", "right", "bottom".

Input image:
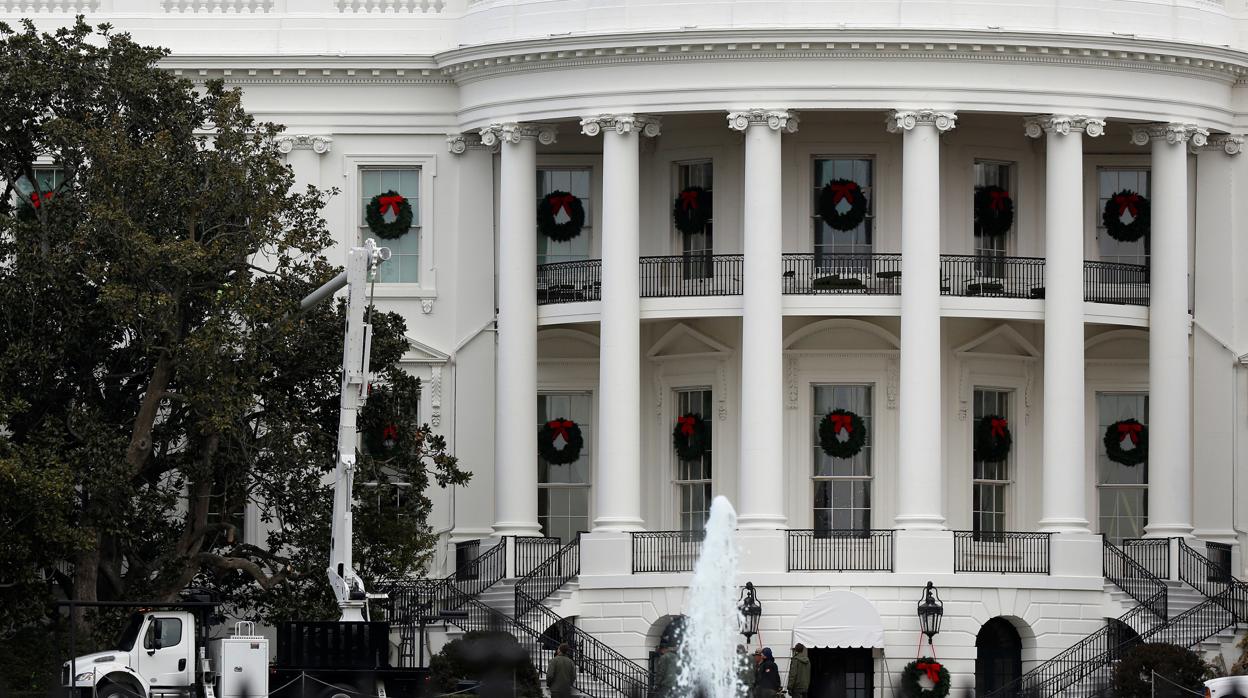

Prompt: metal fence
[
  {"left": 631, "top": 531, "right": 705, "bottom": 573},
  {"left": 639, "top": 254, "right": 743, "bottom": 297},
  {"left": 940, "top": 255, "right": 1046, "bottom": 299},
  {"left": 1122, "top": 538, "right": 1171, "bottom": 579},
  {"left": 514, "top": 536, "right": 563, "bottom": 578},
  {"left": 953, "top": 531, "right": 1052, "bottom": 574},
  {"left": 785, "top": 529, "right": 894, "bottom": 572},
  {"left": 537, "top": 259, "right": 601, "bottom": 304},
  {"left": 781, "top": 253, "right": 902, "bottom": 294},
  {"left": 1083, "top": 260, "right": 1149, "bottom": 306}
]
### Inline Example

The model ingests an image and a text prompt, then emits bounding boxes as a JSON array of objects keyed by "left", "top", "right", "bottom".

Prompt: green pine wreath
[
  {"left": 672, "top": 186, "right": 712, "bottom": 234},
  {"left": 1104, "top": 418, "right": 1148, "bottom": 466},
  {"left": 818, "top": 409, "right": 867, "bottom": 459},
  {"left": 365, "top": 190, "right": 414, "bottom": 239},
  {"left": 1102, "top": 189, "right": 1150, "bottom": 243},
  {"left": 358, "top": 384, "right": 412, "bottom": 456},
  {"left": 900, "top": 658, "right": 951, "bottom": 698},
  {"left": 817, "top": 179, "right": 869, "bottom": 231},
  {"left": 538, "top": 418, "right": 584, "bottom": 465},
  {"left": 672, "top": 412, "right": 710, "bottom": 461},
  {"left": 537, "top": 190, "right": 586, "bottom": 242},
  {"left": 974, "top": 414, "right": 1012, "bottom": 462},
  {"left": 973, "top": 185, "right": 1014, "bottom": 237}
]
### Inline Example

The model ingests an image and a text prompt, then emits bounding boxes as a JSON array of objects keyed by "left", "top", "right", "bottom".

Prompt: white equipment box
[{"left": 211, "top": 623, "right": 269, "bottom": 698}]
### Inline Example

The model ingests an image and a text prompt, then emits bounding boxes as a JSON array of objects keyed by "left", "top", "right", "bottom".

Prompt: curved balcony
[{"left": 535, "top": 255, "right": 1149, "bottom": 307}]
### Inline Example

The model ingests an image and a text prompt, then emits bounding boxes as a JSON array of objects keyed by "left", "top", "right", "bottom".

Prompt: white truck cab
[{"left": 1206, "top": 676, "right": 1248, "bottom": 697}]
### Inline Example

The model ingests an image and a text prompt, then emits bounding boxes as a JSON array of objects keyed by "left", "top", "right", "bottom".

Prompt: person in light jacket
[
  {"left": 786, "top": 644, "right": 810, "bottom": 698},
  {"left": 547, "top": 643, "right": 576, "bottom": 698}
]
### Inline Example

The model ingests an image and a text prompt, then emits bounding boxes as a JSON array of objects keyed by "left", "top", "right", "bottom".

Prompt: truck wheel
[
  {"left": 318, "top": 683, "right": 358, "bottom": 698},
  {"left": 99, "top": 683, "right": 144, "bottom": 698}
]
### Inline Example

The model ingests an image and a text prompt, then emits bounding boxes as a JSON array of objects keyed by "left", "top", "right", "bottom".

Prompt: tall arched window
[{"left": 976, "top": 617, "right": 1022, "bottom": 696}]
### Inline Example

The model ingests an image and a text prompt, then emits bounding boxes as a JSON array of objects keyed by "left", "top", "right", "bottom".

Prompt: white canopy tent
[{"left": 791, "top": 591, "right": 886, "bottom": 649}]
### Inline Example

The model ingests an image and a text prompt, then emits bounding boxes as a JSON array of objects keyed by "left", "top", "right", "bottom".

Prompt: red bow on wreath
[
  {"left": 546, "top": 419, "right": 575, "bottom": 443},
  {"left": 828, "top": 182, "right": 858, "bottom": 205},
  {"left": 29, "top": 192, "right": 53, "bottom": 208},
  {"left": 990, "top": 418, "right": 1009, "bottom": 438},
  {"left": 378, "top": 194, "right": 405, "bottom": 215},
  {"left": 547, "top": 193, "right": 576, "bottom": 216},
  {"left": 1112, "top": 192, "right": 1142, "bottom": 218},
  {"left": 679, "top": 190, "right": 700, "bottom": 211},
  {"left": 828, "top": 413, "right": 854, "bottom": 435},
  {"left": 1117, "top": 421, "right": 1143, "bottom": 445},
  {"left": 677, "top": 416, "right": 697, "bottom": 437},
  {"left": 915, "top": 661, "right": 943, "bottom": 684},
  {"left": 382, "top": 424, "right": 399, "bottom": 442},
  {"left": 987, "top": 190, "right": 1011, "bottom": 211}
]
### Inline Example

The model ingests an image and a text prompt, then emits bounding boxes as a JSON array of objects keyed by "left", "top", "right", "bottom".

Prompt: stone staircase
[{"left": 1102, "top": 579, "right": 1241, "bottom": 659}]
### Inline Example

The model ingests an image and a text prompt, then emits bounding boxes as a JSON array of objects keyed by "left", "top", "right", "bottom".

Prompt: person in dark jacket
[
  {"left": 653, "top": 644, "right": 681, "bottom": 698},
  {"left": 786, "top": 644, "right": 810, "bottom": 698},
  {"left": 755, "top": 648, "right": 781, "bottom": 698},
  {"left": 547, "top": 643, "right": 577, "bottom": 698}
]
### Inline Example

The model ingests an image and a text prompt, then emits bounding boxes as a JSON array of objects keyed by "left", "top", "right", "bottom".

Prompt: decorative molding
[
  {"left": 654, "top": 364, "right": 664, "bottom": 417},
  {"left": 726, "top": 109, "right": 799, "bottom": 134},
  {"left": 275, "top": 134, "right": 333, "bottom": 155},
  {"left": 717, "top": 362, "right": 729, "bottom": 421},
  {"left": 1023, "top": 363, "right": 1035, "bottom": 422},
  {"left": 478, "top": 122, "right": 558, "bottom": 147},
  {"left": 1190, "top": 134, "right": 1244, "bottom": 155},
  {"left": 785, "top": 355, "right": 799, "bottom": 410},
  {"left": 420, "top": 298, "right": 434, "bottom": 314},
  {"left": 957, "top": 361, "right": 970, "bottom": 421},
  {"left": 430, "top": 365, "right": 443, "bottom": 427},
  {"left": 1130, "top": 122, "right": 1210, "bottom": 147},
  {"left": 1023, "top": 114, "right": 1105, "bottom": 138},
  {"left": 447, "top": 132, "right": 496, "bottom": 154},
  {"left": 336, "top": 0, "right": 446, "bottom": 12},
  {"left": 579, "top": 114, "right": 662, "bottom": 138},
  {"left": 886, "top": 109, "right": 957, "bottom": 133},
  {"left": 885, "top": 355, "right": 899, "bottom": 410}
]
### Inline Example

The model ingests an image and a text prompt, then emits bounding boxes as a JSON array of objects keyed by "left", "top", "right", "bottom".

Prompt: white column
[
  {"left": 480, "top": 122, "right": 556, "bottom": 538},
  {"left": 1025, "top": 115, "right": 1105, "bottom": 533},
  {"left": 727, "top": 109, "right": 798, "bottom": 529},
  {"left": 1131, "top": 123, "right": 1208, "bottom": 539},
  {"left": 888, "top": 109, "right": 956, "bottom": 530},
  {"left": 580, "top": 115, "right": 661, "bottom": 531}
]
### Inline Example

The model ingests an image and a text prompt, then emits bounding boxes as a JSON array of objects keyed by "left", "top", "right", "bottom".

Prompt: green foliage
[
  {"left": 429, "top": 631, "right": 543, "bottom": 698},
  {"left": 0, "top": 17, "right": 470, "bottom": 687},
  {"left": 1111, "top": 643, "right": 1210, "bottom": 697}
]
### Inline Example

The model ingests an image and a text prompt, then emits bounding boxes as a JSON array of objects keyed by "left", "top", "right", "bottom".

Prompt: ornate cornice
[
  {"left": 447, "top": 132, "right": 496, "bottom": 154},
  {"left": 1130, "top": 122, "right": 1210, "bottom": 147},
  {"left": 726, "top": 109, "right": 799, "bottom": 133},
  {"left": 275, "top": 134, "right": 333, "bottom": 154},
  {"left": 478, "top": 122, "right": 558, "bottom": 146},
  {"left": 1023, "top": 114, "right": 1105, "bottom": 138},
  {"left": 1189, "top": 134, "right": 1243, "bottom": 155},
  {"left": 579, "top": 114, "right": 662, "bottom": 137},
  {"left": 886, "top": 109, "right": 957, "bottom": 133}
]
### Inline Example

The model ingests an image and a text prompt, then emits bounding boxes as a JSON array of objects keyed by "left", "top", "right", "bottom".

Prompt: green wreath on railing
[
  {"left": 1104, "top": 418, "right": 1147, "bottom": 466},
  {"left": 900, "top": 658, "right": 950, "bottom": 698}
]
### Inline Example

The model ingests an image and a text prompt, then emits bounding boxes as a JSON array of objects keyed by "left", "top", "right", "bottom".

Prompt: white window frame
[
  {"left": 342, "top": 153, "right": 438, "bottom": 298},
  {"left": 972, "top": 159, "right": 1016, "bottom": 259},
  {"left": 537, "top": 390, "right": 595, "bottom": 542},
  {"left": 810, "top": 383, "right": 875, "bottom": 532},
  {"left": 672, "top": 386, "right": 714, "bottom": 532},
  {"left": 971, "top": 387, "right": 1015, "bottom": 535}
]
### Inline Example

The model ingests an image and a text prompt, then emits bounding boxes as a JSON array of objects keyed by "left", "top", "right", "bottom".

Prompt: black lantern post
[
  {"left": 738, "top": 581, "right": 762, "bottom": 644},
  {"left": 916, "top": 581, "right": 944, "bottom": 645}
]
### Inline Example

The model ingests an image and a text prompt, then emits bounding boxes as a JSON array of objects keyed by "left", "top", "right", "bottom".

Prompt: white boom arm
[{"left": 299, "top": 238, "right": 390, "bottom": 622}]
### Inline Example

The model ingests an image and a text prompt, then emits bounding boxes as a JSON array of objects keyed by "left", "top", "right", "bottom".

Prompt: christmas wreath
[
  {"left": 364, "top": 190, "right": 414, "bottom": 239},
  {"left": 973, "top": 185, "right": 1014, "bottom": 237},
  {"left": 1102, "top": 190, "right": 1150, "bottom": 243},
  {"left": 817, "top": 179, "right": 869, "bottom": 232},
  {"left": 358, "top": 385, "right": 411, "bottom": 456},
  {"left": 15, "top": 191, "right": 54, "bottom": 222},
  {"left": 672, "top": 413, "right": 710, "bottom": 461},
  {"left": 538, "top": 418, "right": 584, "bottom": 465},
  {"left": 672, "top": 186, "right": 712, "bottom": 234},
  {"left": 1104, "top": 418, "right": 1148, "bottom": 466},
  {"left": 537, "top": 190, "right": 586, "bottom": 242},
  {"left": 973, "top": 414, "right": 1012, "bottom": 462},
  {"left": 818, "top": 409, "right": 867, "bottom": 459},
  {"left": 900, "top": 658, "right": 950, "bottom": 698}
]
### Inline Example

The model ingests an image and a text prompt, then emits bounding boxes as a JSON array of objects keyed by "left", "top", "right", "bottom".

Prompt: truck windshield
[{"left": 115, "top": 614, "right": 145, "bottom": 651}]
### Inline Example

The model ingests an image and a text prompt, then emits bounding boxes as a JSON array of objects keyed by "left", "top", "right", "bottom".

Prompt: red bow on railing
[
  {"left": 828, "top": 182, "right": 857, "bottom": 205},
  {"left": 548, "top": 193, "right": 576, "bottom": 216},
  {"left": 1113, "top": 192, "right": 1142, "bottom": 218},
  {"left": 915, "top": 661, "right": 943, "bottom": 684},
  {"left": 546, "top": 419, "right": 575, "bottom": 443},
  {"left": 828, "top": 413, "right": 854, "bottom": 435},
  {"left": 677, "top": 415, "right": 697, "bottom": 437},
  {"left": 679, "top": 190, "right": 700, "bottom": 211},
  {"left": 990, "top": 418, "right": 1009, "bottom": 438},
  {"left": 378, "top": 194, "right": 405, "bottom": 215},
  {"left": 1117, "top": 421, "right": 1143, "bottom": 445},
  {"left": 29, "top": 192, "right": 53, "bottom": 208},
  {"left": 988, "top": 190, "right": 1010, "bottom": 211}
]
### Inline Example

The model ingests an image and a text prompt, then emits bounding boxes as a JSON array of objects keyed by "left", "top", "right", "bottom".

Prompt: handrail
[
  {"left": 952, "top": 531, "right": 1051, "bottom": 574},
  {"left": 1178, "top": 538, "right": 1248, "bottom": 623},
  {"left": 1122, "top": 538, "right": 1171, "bottom": 579},
  {"left": 631, "top": 530, "right": 706, "bottom": 573},
  {"left": 639, "top": 254, "right": 744, "bottom": 297},
  {"left": 1083, "top": 259, "right": 1149, "bottom": 306},
  {"left": 514, "top": 533, "right": 581, "bottom": 618},
  {"left": 781, "top": 252, "right": 902, "bottom": 295},
  {"left": 514, "top": 536, "right": 562, "bottom": 578},
  {"left": 785, "top": 529, "right": 894, "bottom": 571},
  {"left": 940, "top": 254, "right": 1046, "bottom": 300},
  {"left": 379, "top": 538, "right": 507, "bottom": 626},
  {"left": 1103, "top": 535, "right": 1168, "bottom": 620}
]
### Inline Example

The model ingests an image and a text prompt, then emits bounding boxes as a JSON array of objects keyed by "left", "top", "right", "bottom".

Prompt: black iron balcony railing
[
  {"left": 514, "top": 535, "right": 563, "bottom": 578},
  {"left": 536, "top": 255, "right": 1150, "bottom": 306},
  {"left": 786, "top": 529, "right": 894, "bottom": 572},
  {"left": 953, "top": 531, "right": 1052, "bottom": 574},
  {"left": 781, "top": 253, "right": 903, "bottom": 294},
  {"left": 1122, "top": 538, "right": 1171, "bottom": 579},
  {"left": 630, "top": 530, "right": 705, "bottom": 573}
]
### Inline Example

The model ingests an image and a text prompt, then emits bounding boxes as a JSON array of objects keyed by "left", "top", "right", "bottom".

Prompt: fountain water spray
[{"left": 676, "top": 496, "right": 747, "bottom": 698}]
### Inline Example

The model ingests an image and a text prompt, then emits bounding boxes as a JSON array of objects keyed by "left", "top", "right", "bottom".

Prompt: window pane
[
  {"left": 1097, "top": 169, "right": 1150, "bottom": 265},
  {"left": 812, "top": 158, "right": 874, "bottom": 257},
  {"left": 675, "top": 387, "right": 713, "bottom": 531},
  {"left": 538, "top": 168, "right": 593, "bottom": 264},
  {"left": 812, "top": 384, "right": 872, "bottom": 530}
]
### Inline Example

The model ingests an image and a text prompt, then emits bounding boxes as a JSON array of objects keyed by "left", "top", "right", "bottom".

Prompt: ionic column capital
[
  {"left": 1023, "top": 115, "right": 1106, "bottom": 138},
  {"left": 275, "top": 134, "right": 333, "bottom": 155},
  {"left": 1189, "top": 134, "right": 1244, "bottom": 156},
  {"left": 886, "top": 109, "right": 957, "bottom": 134},
  {"left": 1130, "top": 123, "right": 1210, "bottom": 147},
  {"left": 579, "top": 114, "right": 662, "bottom": 138},
  {"left": 478, "top": 122, "right": 558, "bottom": 147},
  {"left": 447, "top": 132, "right": 497, "bottom": 154},
  {"left": 726, "top": 109, "right": 799, "bottom": 133}
]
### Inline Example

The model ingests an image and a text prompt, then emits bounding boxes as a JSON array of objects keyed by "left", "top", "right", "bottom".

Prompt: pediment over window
[
  {"left": 647, "top": 323, "right": 732, "bottom": 360},
  {"left": 783, "top": 319, "right": 899, "bottom": 352},
  {"left": 953, "top": 325, "right": 1040, "bottom": 360},
  {"left": 538, "top": 328, "right": 601, "bottom": 360},
  {"left": 403, "top": 335, "right": 449, "bottom": 364}
]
